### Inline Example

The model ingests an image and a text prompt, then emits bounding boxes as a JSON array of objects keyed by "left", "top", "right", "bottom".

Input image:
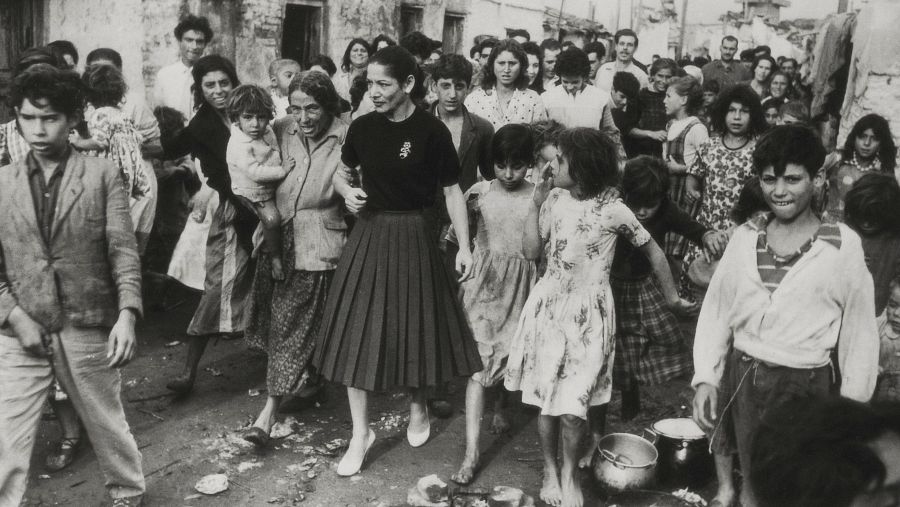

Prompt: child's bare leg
[
  {"left": 489, "top": 387, "right": 510, "bottom": 434},
  {"left": 712, "top": 453, "right": 737, "bottom": 506},
  {"left": 451, "top": 378, "right": 484, "bottom": 484},
  {"left": 538, "top": 415, "right": 563, "bottom": 507},
  {"left": 560, "top": 414, "right": 585, "bottom": 507},
  {"left": 578, "top": 403, "right": 607, "bottom": 468},
  {"left": 257, "top": 200, "right": 284, "bottom": 280}
]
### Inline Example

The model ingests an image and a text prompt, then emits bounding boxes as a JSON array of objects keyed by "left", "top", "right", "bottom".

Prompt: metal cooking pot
[
  {"left": 593, "top": 433, "right": 658, "bottom": 494},
  {"left": 645, "top": 418, "right": 714, "bottom": 489}
]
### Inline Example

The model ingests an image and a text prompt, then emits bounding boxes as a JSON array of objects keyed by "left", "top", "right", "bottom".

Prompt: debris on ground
[
  {"left": 204, "top": 367, "right": 223, "bottom": 377},
  {"left": 194, "top": 473, "right": 229, "bottom": 495},
  {"left": 164, "top": 341, "right": 182, "bottom": 347},
  {"left": 375, "top": 412, "right": 408, "bottom": 431},
  {"left": 248, "top": 389, "right": 261, "bottom": 397},
  {"left": 270, "top": 416, "right": 299, "bottom": 439},
  {"left": 673, "top": 488, "right": 707, "bottom": 506},
  {"left": 236, "top": 460, "right": 262, "bottom": 473},
  {"left": 407, "top": 475, "right": 449, "bottom": 506}
]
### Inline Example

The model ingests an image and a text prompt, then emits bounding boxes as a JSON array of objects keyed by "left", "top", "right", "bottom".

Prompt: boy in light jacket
[{"left": 691, "top": 124, "right": 879, "bottom": 507}]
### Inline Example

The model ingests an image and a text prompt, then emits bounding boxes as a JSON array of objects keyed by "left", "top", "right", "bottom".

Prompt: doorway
[
  {"left": 281, "top": 2, "right": 322, "bottom": 67},
  {"left": 0, "top": 0, "right": 44, "bottom": 122}
]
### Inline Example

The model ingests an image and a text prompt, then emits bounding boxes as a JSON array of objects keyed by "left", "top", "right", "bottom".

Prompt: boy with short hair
[
  {"left": 0, "top": 65, "right": 145, "bottom": 506},
  {"left": 692, "top": 125, "right": 879, "bottom": 507},
  {"left": 268, "top": 58, "right": 301, "bottom": 119}
]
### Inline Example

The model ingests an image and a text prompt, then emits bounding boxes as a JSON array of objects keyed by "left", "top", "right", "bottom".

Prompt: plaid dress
[
  {"left": 612, "top": 275, "right": 691, "bottom": 391},
  {"left": 664, "top": 117, "right": 704, "bottom": 259}
]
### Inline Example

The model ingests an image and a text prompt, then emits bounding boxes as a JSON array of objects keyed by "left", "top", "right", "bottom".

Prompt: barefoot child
[
  {"left": 506, "top": 128, "right": 694, "bottom": 507},
  {"left": 612, "top": 156, "right": 724, "bottom": 422},
  {"left": 692, "top": 125, "right": 879, "bottom": 507},
  {"left": 226, "top": 84, "right": 291, "bottom": 280},
  {"left": 449, "top": 124, "right": 540, "bottom": 485}
]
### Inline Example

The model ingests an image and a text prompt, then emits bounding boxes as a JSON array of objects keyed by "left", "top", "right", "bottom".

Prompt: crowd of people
[{"left": 0, "top": 13, "right": 899, "bottom": 507}]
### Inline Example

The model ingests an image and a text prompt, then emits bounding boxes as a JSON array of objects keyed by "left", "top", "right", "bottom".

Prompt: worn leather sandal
[{"left": 45, "top": 436, "right": 82, "bottom": 472}]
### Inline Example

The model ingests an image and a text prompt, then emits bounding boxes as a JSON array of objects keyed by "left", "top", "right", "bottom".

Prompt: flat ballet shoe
[{"left": 406, "top": 409, "right": 431, "bottom": 448}]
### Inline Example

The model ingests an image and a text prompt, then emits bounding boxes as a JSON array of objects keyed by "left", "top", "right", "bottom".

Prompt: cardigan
[{"left": 692, "top": 220, "right": 879, "bottom": 402}]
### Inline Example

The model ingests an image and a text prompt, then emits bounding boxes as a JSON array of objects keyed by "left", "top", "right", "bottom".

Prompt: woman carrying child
[
  {"left": 225, "top": 84, "right": 291, "bottom": 280},
  {"left": 449, "top": 124, "right": 540, "bottom": 485},
  {"left": 505, "top": 128, "right": 694, "bottom": 507},
  {"left": 71, "top": 64, "right": 155, "bottom": 251}
]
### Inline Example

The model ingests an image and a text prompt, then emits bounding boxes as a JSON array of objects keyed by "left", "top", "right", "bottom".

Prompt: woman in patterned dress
[
  {"left": 241, "top": 72, "right": 349, "bottom": 445},
  {"left": 464, "top": 39, "right": 547, "bottom": 131},
  {"left": 682, "top": 85, "right": 768, "bottom": 299},
  {"left": 505, "top": 128, "right": 694, "bottom": 507}
]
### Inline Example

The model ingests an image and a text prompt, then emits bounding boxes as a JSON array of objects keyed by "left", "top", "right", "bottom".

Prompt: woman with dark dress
[
  {"left": 161, "top": 55, "right": 258, "bottom": 394},
  {"left": 241, "top": 71, "right": 350, "bottom": 445},
  {"left": 312, "top": 46, "right": 482, "bottom": 476}
]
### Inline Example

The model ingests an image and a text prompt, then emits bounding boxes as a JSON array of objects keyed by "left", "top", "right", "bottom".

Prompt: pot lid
[{"left": 652, "top": 418, "right": 706, "bottom": 440}]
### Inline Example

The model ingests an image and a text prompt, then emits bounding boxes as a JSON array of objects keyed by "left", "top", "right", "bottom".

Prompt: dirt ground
[{"left": 22, "top": 293, "right": 711, "bottom": 507}]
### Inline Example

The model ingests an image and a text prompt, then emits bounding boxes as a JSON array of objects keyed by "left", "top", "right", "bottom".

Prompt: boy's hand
[
  {"left": 692, "top": 383, "right": 718, "bottom": 431},
  {"left": 668, "top": 297, "right": 699, "bottom": 316},
  {"left": 107, "top": 309, "right": 137, "bottom": 368},
  {"left": 8, "top": 307, "right": 49, "bottom": 358},
  {"left": 702, "top": 230, "right": 728, "bottom": 260}
]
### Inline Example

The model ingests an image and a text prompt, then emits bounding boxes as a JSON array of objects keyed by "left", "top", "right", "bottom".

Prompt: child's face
[
  {"left": 237, "top": 112, "right": 270, "bottom": 139},
  {"left": 651, "top": 67, "right": 674, "bottom": 93},
  {"left": 271, "top": 63, "right": 301, "bottom": 95},
  {"left": 887, "top": 285, "right": 900, "bottom": 334},
  {"left": 702, "top": 90, "right": 716, "bottom": 106},
  {"left": 759, "top": 163, "right": 820, "bottom": 222},
  {"left": 630, "top": 200, "right": 662, "bottom": 223},
  {"left": 855, "top": 128, "right": 881, "bottom": 160},
  {"left": 764, "top": 106, "right": 780, "bottom": 127},
  {"left": 552, "top": 151, "right": 576, "bottom": 190},
  {"left": 432, "top": 78, "right": 469, "bottom": 114},
  {"left": 494, "top": 161, "right": 529, "bottom": 190},
  {"left": 664, "top": 87, "right": 685, "bottom": 116},
  {"left": 15, "top": 97, "right": 79, "bottom": 159}
]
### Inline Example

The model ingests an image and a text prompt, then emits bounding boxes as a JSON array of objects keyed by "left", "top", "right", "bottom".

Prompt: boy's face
[
  {"left": 237, "top": 112, "right": 270, "bottom": 140},
  {"left": 611, "top": 89, "right": 628, "bottom": 109},
  {"left": 651, "top": 67, "right": 674, "bottom": 93},
  {"left": 494, "top": 160, "right": 529, "bottom": 190},
  {"left": 887, "top": 285, "right": 900, "bottom": 334},
  {"left": 432, "top": 77, "right": 469, "bottom": 113},
  {"left": 759, "top": 163, "right": 820, "bottom": 223},
  {"left": 560, "top": 74, "right": 585, "bottom": 96},
  {"left": 702, "top": 90, "right": 717, "bottom": 106},
  {"left": 764, "top": 106, "right": 781, "bottom": 127},
  {"left": 16, "top": 97, "right": 79, "bottom": 159},
  {"left": 271, "top": 63, "right": 301, "bottom": 95},
  {"left": 179, "top": 29, "right": 208, "bottom": 66}
]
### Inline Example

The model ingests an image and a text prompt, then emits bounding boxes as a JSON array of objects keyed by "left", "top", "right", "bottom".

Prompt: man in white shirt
[
  {"left": 153, "top": 15, "right": 213, "bottom": 119},
  {"left": 541, "top": 47, "right": 626, "bottom": 161},
  {"left": 540, "top": 38, "right": 562, "bottom": 89},
  {"left": 594, "top": 29, "right": 649, "bottom": 92}
]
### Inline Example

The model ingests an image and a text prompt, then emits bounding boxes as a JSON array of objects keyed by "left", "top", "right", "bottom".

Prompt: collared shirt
[
  {"left": 701, "top": 59, "right": 752, "bottom": 89},
  {"left": 541, "top": 84, "right": 626, "bottom": 160},
  {"left": 154, "top": 60, "right": 194, "bottom": 120},
  {"left": 26, "top": 148, "right": 71, "bottom": 244},
  {"left": 751, "top": 213, "right": 842, "bottom": 292},
  {"left": 464, "top": 86, "right": 547, "bottom": 131},
  {"left": 594, "top": 61, "right": 650, "bottom": 93}
]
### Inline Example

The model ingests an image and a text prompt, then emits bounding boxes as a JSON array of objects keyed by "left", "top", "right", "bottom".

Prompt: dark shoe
[
  {"left": 111, "top": 495, "right": 143, "bottom": 507},
  {"left": 242, "top": 426, "right": 270, "bottom": 447},
  {"left": 45, "top": 436, "right": 81, "bottom": 472},
  {"left": 428, "top": 398, "right": 453, "bottom": 419},
  {"left": 166, "top": 375, "right": 194, "bottom": 394}
]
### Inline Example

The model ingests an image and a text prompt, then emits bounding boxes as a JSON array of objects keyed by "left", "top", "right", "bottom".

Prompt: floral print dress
[
  {"left": 505, "top": 189, "right": 651, "bottom": 419},
  {"left": 680, "top": 136, "right": 756, "bottom": 298}
]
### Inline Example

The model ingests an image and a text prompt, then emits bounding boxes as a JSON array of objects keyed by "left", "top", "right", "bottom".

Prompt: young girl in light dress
[
  {"left": 505, "top": 128, "right": 694, "bottom": 507},
  {"left": 449, "top": 124, "right": 540, "bottom": 486}
]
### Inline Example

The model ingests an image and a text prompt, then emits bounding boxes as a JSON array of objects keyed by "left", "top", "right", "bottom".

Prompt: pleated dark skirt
[{"left": 312, "top": 209, "right": 483, "bottom": 391}]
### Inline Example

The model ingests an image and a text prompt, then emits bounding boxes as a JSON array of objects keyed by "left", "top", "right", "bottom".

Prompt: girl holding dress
[
  {"left": 505, "top": 128, "right": 693, "bottom": 507},
  {"left": 450, "top": 124, "right": 540, "bottom": 485}
]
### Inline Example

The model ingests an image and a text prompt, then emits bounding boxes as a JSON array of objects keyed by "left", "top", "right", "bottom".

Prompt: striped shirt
[{"left": 750, "top": 213, "right": 842, "bottom": 292}]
